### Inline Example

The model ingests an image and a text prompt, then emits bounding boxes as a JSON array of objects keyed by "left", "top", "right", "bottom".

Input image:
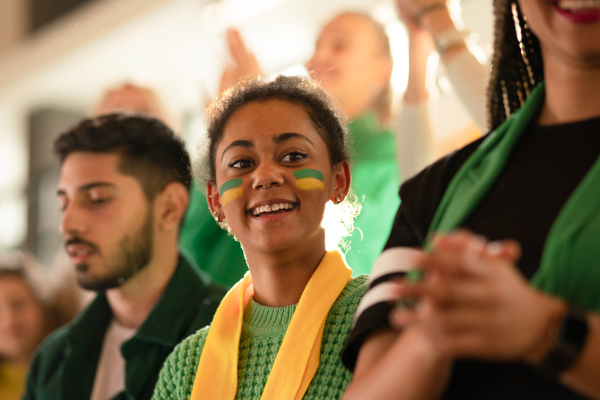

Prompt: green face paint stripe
[
  {"left": 219, "top": 178, "right": 243, "bottom": 197},
  {"left": 293, "top": 169, "right": 324, "bottom": 181}
]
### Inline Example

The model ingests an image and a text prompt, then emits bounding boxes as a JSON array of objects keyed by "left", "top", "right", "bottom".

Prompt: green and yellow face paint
[
  {"left": 293, "top": 168, "right": 325, "bottom": 191},
  {"left": 219, "top": 178, "right": 243, "bottom": 207}
]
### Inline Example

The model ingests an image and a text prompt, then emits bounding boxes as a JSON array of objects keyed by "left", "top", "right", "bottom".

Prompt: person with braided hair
[{"left": 341, "top": 0, "right": 600, "bottom": 399}]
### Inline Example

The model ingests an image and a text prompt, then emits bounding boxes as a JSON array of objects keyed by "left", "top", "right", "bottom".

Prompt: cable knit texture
[{"left": 152, "top": 274, "right": 368, "bottom": 400}]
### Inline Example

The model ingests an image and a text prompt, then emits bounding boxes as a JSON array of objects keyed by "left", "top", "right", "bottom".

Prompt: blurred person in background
[
  {"left": 95, "top": 83, "right": 167, "bottom": 119},
  {"left": 0, "top": 252, "right": 75, "bottom": 400}
]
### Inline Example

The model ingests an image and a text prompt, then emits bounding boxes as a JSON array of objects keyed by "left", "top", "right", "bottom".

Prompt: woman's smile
[
  {"left": 552, "top": 0, "right": 600, "bottom": 23},
  {"left": 249, "top": 199, "right": 296, "bottom": 217}
]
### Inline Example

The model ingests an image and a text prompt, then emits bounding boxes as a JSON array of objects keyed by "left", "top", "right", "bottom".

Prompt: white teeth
[
  {"left": 251, "top": 202, "right": 295, "bottom": 216},
  {"left": 558, "top": 0, "right": 600, "bottom": 11}
]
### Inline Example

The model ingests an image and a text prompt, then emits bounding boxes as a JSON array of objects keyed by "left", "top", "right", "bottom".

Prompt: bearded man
[{"left": 23, "top": 113, "right": 227, "bottom": 400}]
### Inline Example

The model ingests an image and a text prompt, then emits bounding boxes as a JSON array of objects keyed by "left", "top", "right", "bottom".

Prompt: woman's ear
[
  {"left": 330, "top": 160, "right": 351, "bottom": 204},
  {"left": 206, "top": 181, "right": 223, "bottom": 222},
  {"left": 156, "top": 182, "right": 189, "bottom": 231}
]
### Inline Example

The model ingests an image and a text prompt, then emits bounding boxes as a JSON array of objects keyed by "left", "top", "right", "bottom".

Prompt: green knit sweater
[{"left": 152, "top": 275, "right": 368, "bottom": 400}]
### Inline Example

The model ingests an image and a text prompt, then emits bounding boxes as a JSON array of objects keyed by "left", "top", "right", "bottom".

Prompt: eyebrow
[
  {"left": 56, "top": 182, "right": 118, "bottom": 196},
  {"left": 221, "top": 140, "right": 253, "bottom": 161},
  {"left": 273, "top": 132, "right": 315, "bottom": 146}
]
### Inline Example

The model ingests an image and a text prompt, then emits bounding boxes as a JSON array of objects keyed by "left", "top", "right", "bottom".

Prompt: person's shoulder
[
  {"left": 26, "top": 320, "right": 79, "bottom": 391},
  {"left": 159, "top": 325, "right": 211, "bottom": 382},
  {"left": 168, "top": 325, "right": 211, "bottom": 365},
  {"left": 178, "top": 253, "right": 229, "bottom": 299},
  {"left": 32, "top": 323, "right": 72, "bottom": 361},
  {"left": 330, "top": 275, "right": 369, "bottom": 312},
  {"left": 400, "top": 135, "right": 487, "bottom": 200},
  {"left": 153, "top": 325, "right": 211, "bottom": 400}
]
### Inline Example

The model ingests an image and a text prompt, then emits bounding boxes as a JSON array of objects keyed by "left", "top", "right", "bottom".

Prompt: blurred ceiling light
[
  {"left": 372, "top": 3, "right": 397, "bottom": 25},
  {"left": 202, "top": 0, "right": 289, "bottom": 33}
]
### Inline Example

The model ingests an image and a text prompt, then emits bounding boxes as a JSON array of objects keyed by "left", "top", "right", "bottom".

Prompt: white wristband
[{"left": 434, "top": 28, "right": 471, "bottom": 55}]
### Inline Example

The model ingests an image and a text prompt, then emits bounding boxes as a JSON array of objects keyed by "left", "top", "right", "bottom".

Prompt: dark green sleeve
[
  {"left": 179, "top": 182, "right": 248, "bottom": 287},
  {"left": 22, "top": 353, "right": 40, "bottom": 400}
]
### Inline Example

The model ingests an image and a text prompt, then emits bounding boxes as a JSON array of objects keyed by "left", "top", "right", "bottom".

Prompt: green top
[
  {"left": 152, "top": 275, "right": 369, "bottom": 400},
  {"left": 179, "top": 182, "right": 248, "bottom": 287},
  {"left": 23, "top": 254, "right": 227, "bottom": 400},
  {"left": 345, "top": 112, "right": 400, "bottom": 274}
]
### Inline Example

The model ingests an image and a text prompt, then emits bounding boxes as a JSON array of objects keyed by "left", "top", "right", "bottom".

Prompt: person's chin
[{"left": 76, "top": 273, "right": 120, "bottom": 292}]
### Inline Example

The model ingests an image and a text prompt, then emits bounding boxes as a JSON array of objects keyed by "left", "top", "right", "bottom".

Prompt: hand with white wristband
[{"left": 398, "top": 0, "right": 469, "bottom": 58}]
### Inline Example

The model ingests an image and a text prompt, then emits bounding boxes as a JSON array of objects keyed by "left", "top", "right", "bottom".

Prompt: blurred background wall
[{"left": 0, "top": 0, "right": 492, "bottom": 266}]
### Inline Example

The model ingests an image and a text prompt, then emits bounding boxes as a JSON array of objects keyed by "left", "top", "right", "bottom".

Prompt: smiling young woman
[{"left": 152, "top": 76, "right": 368, "bottom": 400}]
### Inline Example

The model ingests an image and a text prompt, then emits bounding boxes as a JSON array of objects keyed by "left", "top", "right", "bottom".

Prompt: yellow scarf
[{"left": 190, "top": 250, "right": 352, "bottom": 400}]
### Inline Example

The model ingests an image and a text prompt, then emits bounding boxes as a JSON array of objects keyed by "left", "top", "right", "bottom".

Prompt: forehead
[
  {"left": 221, "top": 99, "right": 322, "bottom": 143},
  {"left": 0, "top": 275, "right": 35, "bottom": 299},
  {"left": 58, "top": 152, "right": 138, "bottom": 190},
  {"left": 319, "top": 14, "right": 377, "bottom": 41}
]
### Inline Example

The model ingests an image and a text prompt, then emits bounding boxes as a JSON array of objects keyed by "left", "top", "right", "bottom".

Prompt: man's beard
[{"left": 76, "top": 211, "right": 154, "bottom": 291}]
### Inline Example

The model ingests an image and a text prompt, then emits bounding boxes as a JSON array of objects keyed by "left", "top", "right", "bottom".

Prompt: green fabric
[
  {"left": 426, "top": 82, "right": 600, "bottom": 312},
  {"left": 179, "top": 182, "right": 248, "bottom": 287},
  {"left": 152, "top": 275, "right": 369, "bottom": 400},
  {"left": 23, "top": 254, "right": 227, "bottom": 400},
  {"left": 345, "top": 112, "right": 401, "bottom": 275}
]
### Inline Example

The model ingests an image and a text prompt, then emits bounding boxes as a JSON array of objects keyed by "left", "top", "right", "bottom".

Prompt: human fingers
[
  {"left": 396, "top": 0, "right": 419, "bottom": 26},
  {"left": 403, "top": 273, "right": 496, "bottom": 311},
  {"left": 486, "top": 239, "right": 522, "bottom": 263},
  {"left": 418, "top": 234, "right": 488, "bottom": 278},
  {"left": 390, "top": 305, "right": 419, "bottom": 329},
  {"left": 226, "top": 28, "right": 250, "bottom": 63}
]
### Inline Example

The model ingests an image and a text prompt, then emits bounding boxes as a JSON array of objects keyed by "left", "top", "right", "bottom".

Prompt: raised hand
[{"left": 219, "top": 28, "right": 262, "bottom": 95}]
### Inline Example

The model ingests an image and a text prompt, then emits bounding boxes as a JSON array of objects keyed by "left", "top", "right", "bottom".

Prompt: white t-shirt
[{"left": 90, "top": 320, "right": 136, "bottom": 400}]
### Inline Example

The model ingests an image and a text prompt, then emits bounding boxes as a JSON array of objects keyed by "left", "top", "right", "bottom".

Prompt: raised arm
[
  {"left": 395, "top": 0, "right": 436, "bottom": 179},
  {"left": 218, "top": 28, "right": 263, "bottom": 95}
]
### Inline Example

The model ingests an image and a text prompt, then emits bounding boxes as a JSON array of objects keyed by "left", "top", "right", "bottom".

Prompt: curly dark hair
[
  {"left": 487, "top": 0, "right": 544, "bottom": 130},
  {"left": 54, "top": 113, "right": 191, "bottom": 200},
  {"left": 202, "top": 75, "right": 349, "bottom": 183}
]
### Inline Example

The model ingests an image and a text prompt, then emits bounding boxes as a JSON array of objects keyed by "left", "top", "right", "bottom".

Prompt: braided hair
[{"left": 487, "top": 0, "right": 544, "bottom": 130}]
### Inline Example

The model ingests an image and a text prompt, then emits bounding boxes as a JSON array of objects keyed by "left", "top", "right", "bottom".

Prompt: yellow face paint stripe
[
  {"left": 221, "top": 187, "right": 243, "bottom": 207},
  {"left": 220, "top": 178, "right": 243, "bottom": 207},
  {"left": 294, "top": 169, "right": 325, "bottom": 191},
  {"left": 295, "top": 178, "right": 325, "bottom": 191}
]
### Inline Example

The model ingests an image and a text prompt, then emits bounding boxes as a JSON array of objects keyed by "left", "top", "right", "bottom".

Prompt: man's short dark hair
[{"left": 54, "top": 113, "right": 191, "bottom": 200}]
